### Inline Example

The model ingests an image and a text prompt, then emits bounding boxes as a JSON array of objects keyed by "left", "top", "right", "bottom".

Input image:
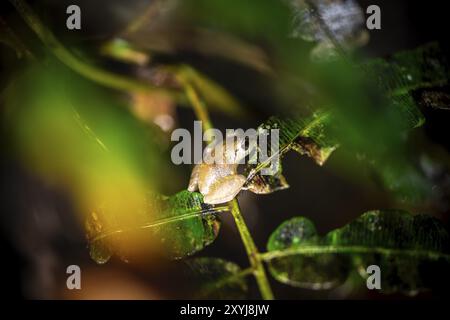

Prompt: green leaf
[
  {"left": 184, "top": 257, "right": 249, "bottom": 299},
  {"left": 327, "top": 44, "right": 450, "bottom": 203},
  {"left": 266, "top": 217, "right": 349, "bottom": 289},
  {"left": 365, "top": 42, "right": 450, "bottom": 121},
  {"left": 86, "top": 191, "right": 227, "bottom": 263},
  {"left": 265, "top": 210, "right": 450, "bottom": 294},
  {"left": 244, "top": 110, "right": 338, "bottom": 192},
  {"left": 244, "top": 162, "right": 289, "bottom": 194},
  {"left": 265, "top": 110, "right": 338, "bottom": 165},
  {"left": 372, "top": 156, "right": 435, "bottom": 204},
  {"left": 366, "top": 43, "right": 449, "bottom": 99}
]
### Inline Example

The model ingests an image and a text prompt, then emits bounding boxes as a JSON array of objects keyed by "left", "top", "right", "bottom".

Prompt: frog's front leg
[{"left": 188, "top": 163, "right": 203, "bottom": 192}]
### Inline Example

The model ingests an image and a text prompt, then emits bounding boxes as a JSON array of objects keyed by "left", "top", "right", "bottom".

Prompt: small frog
[{"left": 188, "top": 135, "right": 249, "bottom": 204}]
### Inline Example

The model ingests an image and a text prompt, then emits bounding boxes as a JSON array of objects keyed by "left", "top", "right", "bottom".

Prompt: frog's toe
[{"left": 188, "top": 180, "right": 198, "bottom": 192}]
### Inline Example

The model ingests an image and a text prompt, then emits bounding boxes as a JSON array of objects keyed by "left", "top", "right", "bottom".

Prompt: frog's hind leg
[{"left": 203, "top": 174, "right": 246, "bottom": 205}]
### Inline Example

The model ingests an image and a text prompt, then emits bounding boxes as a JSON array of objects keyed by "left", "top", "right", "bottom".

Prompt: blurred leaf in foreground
[
  {"left": 242, "top": 42, "right": 445, "bottom": 203},
  {"left": 100, "top": 36, "right": 246, "bottom": 118},
  {"left": 287, "top": 0, "right": 369, "bottom": 61},
  {"left": 265, "top": 210, "right": 450, "bottom": 294},
  {"left": 365, "top": 42, "right": 450, "bottom": 118},
  {"left": 86, "top": 191, "right": 226, "bottom": 263},
  {"left": 3, "top": 61, "right": 181, "bottom": 261},
  {"left": 357, "top": 44, "right": 450, "bottom": 203}
]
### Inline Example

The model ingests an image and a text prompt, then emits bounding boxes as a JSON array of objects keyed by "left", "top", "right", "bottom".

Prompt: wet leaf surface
[
  {"left": 266, "top": 210, "right": 450, "bottom": 293},
  {"left": 244, "top": 110, "right": 337, "bottom": 193}
]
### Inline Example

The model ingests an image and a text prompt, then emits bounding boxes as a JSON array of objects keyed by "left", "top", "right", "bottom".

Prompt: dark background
[{"left": 1, "top": 0, "right": 449, "bottom": 299}]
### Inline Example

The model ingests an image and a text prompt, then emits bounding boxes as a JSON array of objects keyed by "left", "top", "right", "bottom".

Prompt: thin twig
[
  {"left": 8, "top": 0, "right": 181, "bottom": 98},
  {"left": 183, "top": 76, "right": 275, "bottom": 300},
  {"left": 182, "top": 82, "right": 213, "bottom": 133},
  {"left": 229, "top": 199, "right": 274, "bottom": 300}
]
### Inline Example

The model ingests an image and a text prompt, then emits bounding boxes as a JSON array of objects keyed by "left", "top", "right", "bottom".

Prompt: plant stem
[
  {"left": 182, "top": 81, "right": 214, "bottom": 134},
  {"left": 8, "top": 0, "right": 180, "bottom": 98},
  {"left": 229, "top": 199, "right": 274, "bottom": 300},
  {"left": 183, "top": 78, "right": 274, "bottom": 300}
]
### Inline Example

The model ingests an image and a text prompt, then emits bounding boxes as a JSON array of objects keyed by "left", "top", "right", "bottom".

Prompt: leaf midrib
[
  {"left": 91, "top": 205, "right": 229, "bottom": 242},
  {"left": 261, "top": 245, "right": 450, "bottom": 261},
  {"left": 246, "top": 111, "right": 332, "bottom": 182}
]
